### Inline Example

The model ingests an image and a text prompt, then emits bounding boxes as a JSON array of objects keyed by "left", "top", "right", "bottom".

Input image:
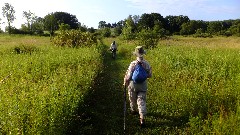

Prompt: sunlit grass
[
  {"left": 1, "top": 35, "right": 240, "bottom": 134},
  {"left": 0, "top": 35, "right": 103, "bottom": 134},
  {"left": 146, "top": 36, "right": 240, "bottom": 134}
]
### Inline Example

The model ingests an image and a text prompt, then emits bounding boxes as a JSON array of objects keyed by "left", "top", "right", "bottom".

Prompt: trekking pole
[{"left": 123, "top": 84, "right": 127, "bottom": 133}]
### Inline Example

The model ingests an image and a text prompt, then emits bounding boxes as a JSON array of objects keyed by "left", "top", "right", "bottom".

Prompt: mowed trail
[{"left": 67, "top": 45, "right": 126, "bottom": 134}]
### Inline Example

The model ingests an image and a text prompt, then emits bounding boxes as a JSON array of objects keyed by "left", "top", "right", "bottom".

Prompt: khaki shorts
[{"left": 128, "top": 81, "right": 147, "bottom": 118}]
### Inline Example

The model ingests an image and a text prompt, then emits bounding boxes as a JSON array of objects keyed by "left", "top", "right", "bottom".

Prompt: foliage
[
  {"left": 136, "top": 28, "right": 159, "bottom": 49},
  {"left": 138, "top": 13, "right": 166, "bottom": 30},
  {"left": 180, "top": 20, "right": 207, "bottom": 35},
  {"left": 229, "top": 22, "right": 240, "bottom": 37},
  {"left": 207, "top": 21, "right": 222, "bottom": 35},
  {"left": 0, "top": 35, "right": 103, "bottom": 134},
  {"left": 193, "top": 28, "right": 213, "bottom": 38},
  {"left": 2, "top": 3, "right": 15, "bottom": 34},
  {"left": 12, "top": 44, "right": 38, "bottom": 54},
  {"left": 53, "top": 12, "right": 79, "bottom": 29},
  {"left": 98, "top": 21, "right": 107, "bottom": 29},
  {"left": 58, "top": 23, "right": 70, "bottom": 31},
  {"left": 43, "top": 12, "right": 79, "bottom": 36},
  {"left": 51, "top": 29, "right": 97, "bottom": 48},
  {"left": 43, "top": 13, "right": 57, "bottom": 36},
  {"left": 112, "top": 26, "right": 122, "bottom": 37},
  {"left": 165, "top": 15, "right": 190, "bottom": 34},
  {"left": 121, "top": 15, "right": 136, "bottom": 40},
  {"left": 1, "top": 36, "right": 240, "bottom": 134},
  {"left": 146, "top": 37, "right": 240, "bottom": 134},
  {"left": 97, "top": 27, "right": 111, "bottom": 37},
  {"left": 22, "top": 10, "right": 36, "bottom": 33}
]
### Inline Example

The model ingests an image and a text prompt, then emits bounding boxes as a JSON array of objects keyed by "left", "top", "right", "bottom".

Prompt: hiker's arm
[
  {"left": 144, "top": 61, "right": 152, "bottom": 78},
  {"left": 123, "top": 62, "right": 134, "bottom": 86},
  {"left": 147, "top": 67, "right": 152, "bottom": 78}
]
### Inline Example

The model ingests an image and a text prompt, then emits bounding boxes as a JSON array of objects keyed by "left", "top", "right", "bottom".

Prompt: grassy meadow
[
  {"left": 0, "top": 34, "right": 240, "bottom": 134},
  {"left": 0, "top": 35, "right": 103, "bottom": 134},
  {"left": 146, "top": 37, "right": 240, "bottom": 134}
]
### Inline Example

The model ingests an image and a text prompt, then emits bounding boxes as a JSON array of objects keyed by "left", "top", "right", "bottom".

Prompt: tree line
[
  {"left": 1, "top": 3, "right": 239, "bottom": 38},
  {"left": 0, "top": 3, "right": 91, "bottom": 36},
  {"left": 99, "top": 14, "right": 240, "bottom": 38}
]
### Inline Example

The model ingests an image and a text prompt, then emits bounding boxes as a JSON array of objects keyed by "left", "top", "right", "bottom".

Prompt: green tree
[
  {"left": 2, "top": 3, "right": 15, "bottom": 34},
  {"left": 98, "top": 27, "right": 111, "bottom": 37},
  {"left": 112, "top": 26, "right": 122, "bottom": 37},
  {"left": 180, "top": 20, "right": 198, "bottom": 35},
  {"left": 31, "top": 17, "right": 44, "bottom": 35},
  {"left": 53, "top": 12, "right": 79, "bottom": 29},
  {"left": 43, "top": 13, "right": 57, "bottom": 36},
  {"left": 98, "top": 21, "right": 107, "bottom": 29},
  {"left": 59, "top": 23, "right": 70, "bottom": 31},
  {"left": 87, "top": 27, "right": 96, "bottom": 33},
  {"left": 207, "top": 21, "right": 222, "bottom": 35},
  {"left": 229, "top": 21, "right": 240, "bottom": 36},
  {"left": 136, "top": 28, "right": 159, "bottom": 49},
  {"left": 43, "top": 12, "right": 79, "bottom": 36},
  {"left": 121, "top": 15, "right": 136, "bottom": 40},
  {"left": 23, "top": 10, "right": 37, "bottom": 34},
  {"left": 113, "top": 20, "right": 124, "bottom": 36},
  {"left": 165, "top": 15, "right": 189, "bottom": 34},
  {"left": 78, "top": 23, "right": 87, "bottom": 32},
  {"left": 138, "top": 13, "right": 165, "bottom": 30}
]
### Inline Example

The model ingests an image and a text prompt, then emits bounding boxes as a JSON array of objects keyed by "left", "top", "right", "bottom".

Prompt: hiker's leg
[
  {"left": 128, "top": 81, "right": 137, "bottom": 112},
  {"left": 137, "top": 91, "right": 147, "bottom": 119}
]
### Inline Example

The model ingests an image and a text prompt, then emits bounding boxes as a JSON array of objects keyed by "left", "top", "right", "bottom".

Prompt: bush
[
  {"left": 12, "top": 45, "right": 38, "bottom": 54},
  {"left": 52, "top": 30, "right": 97, "bottom": 48},
  {"left": 136, "top": 28, "right": 159, "bottom": 49}
]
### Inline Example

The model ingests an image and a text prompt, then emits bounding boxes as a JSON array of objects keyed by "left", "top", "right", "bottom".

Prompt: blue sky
[{"left": 0, "top": 0, "right": 239, "bottom": 29}]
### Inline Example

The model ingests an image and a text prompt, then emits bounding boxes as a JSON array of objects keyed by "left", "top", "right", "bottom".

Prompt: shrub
[
  {"left": 136, "top": 28, "right": 159, "bottom": 49},
  {"left": 12, "top": 45, "right": 38, "bottom": 54},
  {"left": 52, "top": 30, "right": 97, "bottom": 48}
]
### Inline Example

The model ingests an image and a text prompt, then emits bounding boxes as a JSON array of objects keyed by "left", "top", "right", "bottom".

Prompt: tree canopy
[
  {"left": 2, "top": 3, "right": 15, "bottom": 34},
  {"left": 0, "top": 3, "right": 239, "bottom": 37}
]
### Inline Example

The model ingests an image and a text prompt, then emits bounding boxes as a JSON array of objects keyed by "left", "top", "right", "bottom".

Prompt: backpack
[{"left": 131, "top": 61, "right": 148, "bottom": 83}]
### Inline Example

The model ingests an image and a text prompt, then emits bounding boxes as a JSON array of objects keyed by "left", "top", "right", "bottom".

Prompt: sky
[{"left": 0, "top": 0, "right": 239, "bottom": 30}]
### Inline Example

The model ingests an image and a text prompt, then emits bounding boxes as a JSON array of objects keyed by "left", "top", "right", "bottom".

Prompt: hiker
[
  {"left": 123, "top": 46, "right": 152, "bottom": 128},
  {"left": 109, "top": 41, "right": 117, "bottom": 51},
  {"left": 109, "top": 41, "right": 117, "bottom": 59}
]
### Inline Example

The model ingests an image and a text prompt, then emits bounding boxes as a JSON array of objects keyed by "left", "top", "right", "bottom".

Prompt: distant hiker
[
  {"left": 109, "top": 41, "right": 117, "bottom": 59},
  {"left": 123, "top": 46, "right": 152, "bottom": 128},
  {"left": 109, "top": 41, "right": 117, "bottom": 51}
]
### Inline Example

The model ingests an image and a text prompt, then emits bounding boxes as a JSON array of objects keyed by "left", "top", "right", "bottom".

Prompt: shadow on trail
[
  {"left": 67, "top": 45, "right": 125, "bottom": 134},
  {"left": 66, "top": 45, "right": 190, "bottom": 135}
]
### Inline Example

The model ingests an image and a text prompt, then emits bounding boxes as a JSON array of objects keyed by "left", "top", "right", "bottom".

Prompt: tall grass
[
  {"left": 146, "top": 37, "right": 240, "bottom": 134},
  {"left": 0, "top": 35, "right": 103, "bottom": 134},
  {"left": 1, "top": 35, "right": 240, "bottom": 134}
]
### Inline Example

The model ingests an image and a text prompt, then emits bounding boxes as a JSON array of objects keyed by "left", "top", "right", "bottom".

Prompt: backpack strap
[{"left": 135, "top": 60, "right": 145, "bottom": 69}]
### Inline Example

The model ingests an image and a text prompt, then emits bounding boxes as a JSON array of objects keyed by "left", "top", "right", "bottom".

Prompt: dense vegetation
[
  {"left": 0, "top": 35, "right": 103, "bottom": 134},
  {"left": 0, "top": 2, "right": 239, "bottom": 38},
  {"left": 0, "top": 35, "right": 240, "bottom": 134},
  {"left": 0, "top": 2, "right": 239, "bottom": 134}
]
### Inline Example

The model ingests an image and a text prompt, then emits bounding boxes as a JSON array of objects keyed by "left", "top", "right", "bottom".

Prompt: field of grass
[
  {"left": 0, "top": 35, "right": 103, "bottom": 134},
  {"left": 0, "top": 35, "right": 240, "bottom": 134},
  {"left": 146, "top": 37, "right": 240, "bottom": 134}
]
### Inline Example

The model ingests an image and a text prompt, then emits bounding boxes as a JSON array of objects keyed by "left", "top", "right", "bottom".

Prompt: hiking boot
[{"left": 140, "top": 118, "right": 146, "bottom": 128}]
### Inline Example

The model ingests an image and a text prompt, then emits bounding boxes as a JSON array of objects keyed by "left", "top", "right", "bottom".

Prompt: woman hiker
[{"left": 123, "top": 46, "right": 152, "bottom": 128}]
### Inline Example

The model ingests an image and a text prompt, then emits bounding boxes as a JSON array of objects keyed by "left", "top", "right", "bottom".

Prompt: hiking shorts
[{"left": 128, "top": 81, "right": 147, "bottom": 118}]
